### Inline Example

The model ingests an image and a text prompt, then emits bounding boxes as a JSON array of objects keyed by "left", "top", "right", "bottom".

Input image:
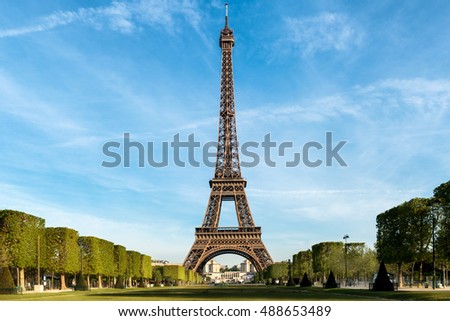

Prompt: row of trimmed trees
[
  {"left": 0, "top": 210, "right": 153, "bottom": 290},
  {"left": 376, "top": 180, "right": 450, "bottom": 287},
  {"left": 256, "top": 242, "right": 377, "bottom": 286},
  {"left": 153, "top": 265, "right": 203, "bottom": 286}
]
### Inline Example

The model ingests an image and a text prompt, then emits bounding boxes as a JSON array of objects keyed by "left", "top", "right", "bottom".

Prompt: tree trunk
[
  {"left": 410, "top": 263, "right": 414, "bottom": 287},
  {"left": 443, "top": 264, "right": 447, "bottom": 287},
  {"left": 418, "top": 261, "right": 423, "bottom": 288},
  {"left": 60, "top": 274, "right": 67, "bottom": 290},
  {"left": 87, "top": 275, "right": 90, "bottom": 288},
  {"left": 397, "top": 262, "right": 403, "bottom": 287},
  {"left": 19, "top": 268, "right": 25, "bottom": 291},
  {"left": 98, "top": 274, "right": 103, "bottom": 288}
]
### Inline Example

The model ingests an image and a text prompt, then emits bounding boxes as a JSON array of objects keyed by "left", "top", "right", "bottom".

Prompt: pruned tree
[
  {"left": 266, "top": 261, "right": 289, "bottom": 284},
  {"left": 312, "top": 242, "right": 344, "bottom": 283},
  {"left": 98, "top": 238, "right": 115, "bottom": 288},
  {"left": 78, "top": 236, "right": 101, "bottom": 287},
  {"left": 114, "top": 245, "right": 127, "bottom": 288},
  {"left": 126, "top": 250, "right": 141, "bottom": 287},
  {"left": 324, "top": 270, "right": 338, "bottom": 288},
  {"left": 294, "top": 250, "right": 312, "bottom": 282},
  {"left": 300, "top": 272, "right": 312, "bottom": 287},
  {"left": 185, "top": 268, "right": 194, "bottom": 285},
  {"left": 45, "top": 227, "right": 79, "bottom": 289},
  {"left": 372, "top": 261, "right": 394, "bottom": 291},
  {"left": 163, "top": 265, "right": 186, "bottom": 285},
  {"left": 153, "top": 266, "right": 163, "bottom": 286},
  {"left": 0, "top": 266, "right": 15, "bottom": 290},
  {"left": 140, "top": 254, "right": 152, "bottom": 286},
  {"left": 0, "top": 210, "right": 46, "bottom": 290}
]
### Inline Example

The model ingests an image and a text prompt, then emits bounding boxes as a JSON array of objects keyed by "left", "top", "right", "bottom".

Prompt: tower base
[{"left": 183, "top": 227, "right": 272, "bottom": 272}]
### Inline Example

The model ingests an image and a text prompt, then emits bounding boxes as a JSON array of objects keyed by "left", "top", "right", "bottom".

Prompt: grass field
[{"left": 1, "top": 285, "right": 450, "bottom": 301}]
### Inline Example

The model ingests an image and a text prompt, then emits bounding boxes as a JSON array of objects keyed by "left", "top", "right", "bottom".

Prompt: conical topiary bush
[
  {"left": 0, "top": 266, "right": 18, "bottom": 294},
  {"left": 324, "top": 270, "right": 338, "bottom": 289},
  {"left": 115, "top": 275, "right": 125, "bottom": 288},
  {"left": 300, "top": 272, "right": 312, "bottom": 287},
  {"left": 372, "top": 262, "right": 394, "bottom": 291},
  {"left": 75, "top": 273, "right": 90, "bottom": 291},
  {"left": 0, "top": 267, "right": 15, "bottom": 287}
]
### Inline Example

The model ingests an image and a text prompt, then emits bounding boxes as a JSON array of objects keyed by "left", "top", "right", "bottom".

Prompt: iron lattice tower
[{"left": 183, "top": 5, "right": 273, "bottom": 272}]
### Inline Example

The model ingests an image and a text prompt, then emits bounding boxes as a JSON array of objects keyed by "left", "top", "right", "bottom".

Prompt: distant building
[
  {"left": 240, "top": 259, "right": 255, "bottom": 273},
  {"left": 204, "top": 259, "right": 255, "bottom": 283},
  {"left": 204, "top": 259, "right": 222, "bottom": 273},
  {"left": 152, "top": 260, "right": 170, "bottom": 266}
]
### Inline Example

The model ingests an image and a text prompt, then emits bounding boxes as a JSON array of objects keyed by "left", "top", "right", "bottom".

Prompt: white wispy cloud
[
  {"left": 283, "top": 12, "right": 364, "bottom": 56},
  {"left": 0, "top": 71, "right": 85, "bottom": 132},
  {"left": 0, "top": 0, "right": 203, "bottom": 38},
  {"left": 240, "top": 77, "right": 450, "bottom": 127},
  {"left": 356, "top": 78, "right": 450, "bottom": 122},
  {"left": 241, "top": 95, "right": 361, "bottom": 124}
]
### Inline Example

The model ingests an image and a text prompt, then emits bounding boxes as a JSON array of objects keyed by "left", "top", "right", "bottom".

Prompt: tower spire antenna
[{"left": 225, "top": 3, "right": 229, "bottom": 27}]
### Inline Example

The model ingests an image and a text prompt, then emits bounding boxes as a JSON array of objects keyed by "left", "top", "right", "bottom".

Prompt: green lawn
[{"left": 1, "top": 285, "right": 450, "bottom": 301}]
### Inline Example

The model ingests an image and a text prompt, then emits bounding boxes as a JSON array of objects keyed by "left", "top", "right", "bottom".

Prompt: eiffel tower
[{"left": 183, "top": 5, "right": 273, "bottom": 273}]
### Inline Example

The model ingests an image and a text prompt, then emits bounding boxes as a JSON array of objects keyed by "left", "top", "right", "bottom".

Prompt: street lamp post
[
  {"left": 343, "top": 234, "right": 349, "bottom": 287},
  {"left": 432, "top": 201, "right": 437, "bottom": 290}
]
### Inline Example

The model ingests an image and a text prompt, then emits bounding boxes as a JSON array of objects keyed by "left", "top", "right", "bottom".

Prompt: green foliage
[
  {"left": 0, "top": 210, "right": 46, "bottom": 269},
  {"left": 45, "top": 227, "right": 80, "bottom": 275},
  {"left": 163, "top": 265, "right": 186, "bottom": 281},
  {"left": 0, "top": 209, "right": 154, "bottom": 287},
  {"left": 114, "top": 245, "right": 127, "bottom": 277},
  {"left": 346, "top": 243, "right": 378, "bottom": 280},
  {"left": 99, "top": 238, "right": 115, "bottom": 277},
  {"left": 186, "top": 269, "right": 194, "bottom": 283},
  {"left": 0, "top": 231, "right": 7, "bottom": 267},
  {"left": 78, "top": 236, "right": 102, "bottom": 276},
  {"left": 292, "top": 254, "right": 298, "bottom": 277},
  {"left": 266, "top": 262, "right": 288, "bottom": 281},
  {"left": 407, "top": 198, "right": 433, "bottom": 264},
  {"left": 376, "top": 197, "right": 433, "bottom": 281},
  {"left": 195, "top": 272, "right": 202, "bottom": 284},
  {"left": 312, "top": 242, "right": 344, "bottom": 280},
  {"left": 153, "top": 266, "right": 163, "bottom": 284},
  {"left": 294, "top": 250, "right": 312, "bottom": 278},
  {"left": 434, "top": 180, "right": 450, "bottom": 261},
  {"left": 376, "top": 204, "right": 414, "bottom": 264},
  {"left": 127, "top": 251, "right": 141, "bottom": 279},
  {"left": 140, "top": 254, "right": 152, "bottom": 279}
]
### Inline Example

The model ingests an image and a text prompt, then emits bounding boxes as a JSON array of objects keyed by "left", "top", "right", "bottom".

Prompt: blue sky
[{"left": 1, "top": 0, "right": 450, "bottom": 267}]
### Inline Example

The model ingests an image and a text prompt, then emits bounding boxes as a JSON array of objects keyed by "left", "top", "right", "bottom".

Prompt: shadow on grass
[
  {"left": 85, "top": 286, "right": 450, "bottom": 301},
  {"left": 2, "top": 286, "right": 450, "bottom": 301}
]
